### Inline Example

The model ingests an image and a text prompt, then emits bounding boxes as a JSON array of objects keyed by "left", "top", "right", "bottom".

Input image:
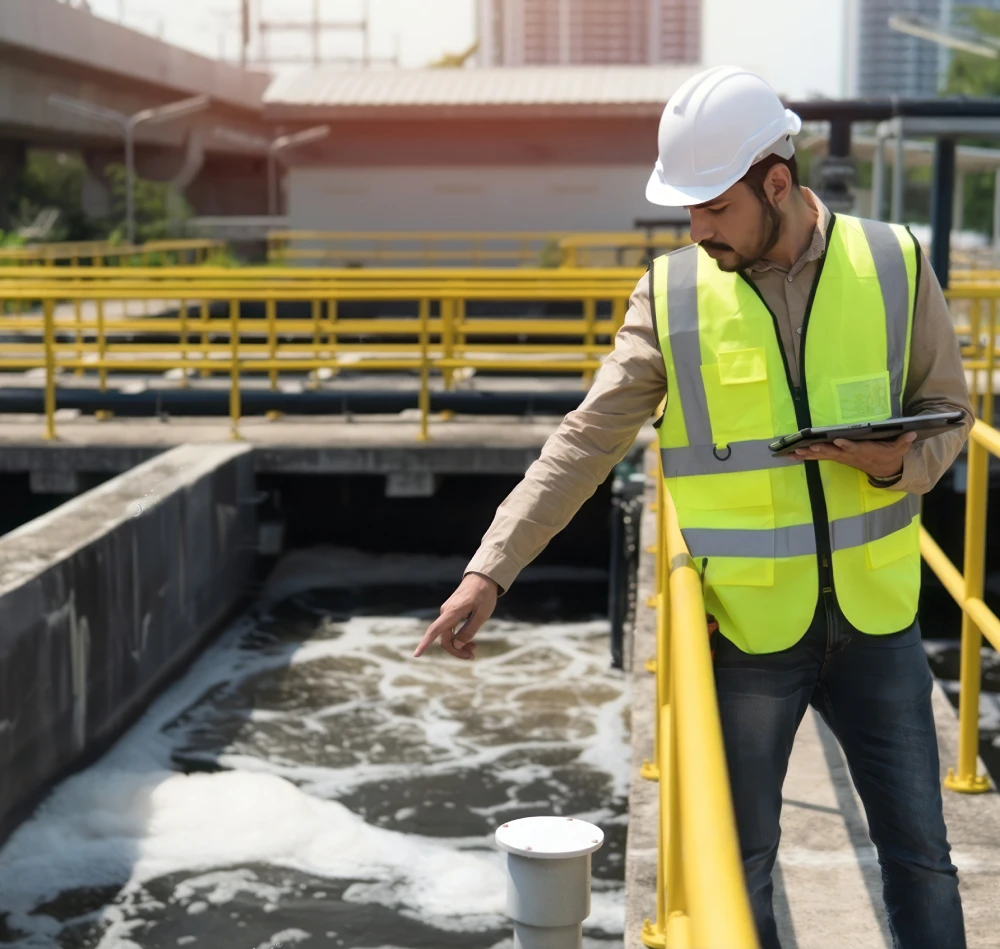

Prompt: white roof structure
[{"left": 263, "top": 65, "right": 715, "bottom": 119}]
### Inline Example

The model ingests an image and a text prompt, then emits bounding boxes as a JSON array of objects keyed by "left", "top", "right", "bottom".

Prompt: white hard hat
[{"left": 646, "top": 65, "right": 802, "bottom": 208}]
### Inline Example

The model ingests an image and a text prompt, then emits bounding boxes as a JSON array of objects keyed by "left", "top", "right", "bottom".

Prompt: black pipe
[
  {"left": 0, "top": 387, "right": 586, "bottom": 418},
  {"left": 608, "top": 494, "right": 625, "bottom": 670},
  {"left": 931, "top": 138, "right": 957, "bottom": 290},
  {"left": 828, "top": 119, "right": 852, "bottom": 157},
  {"left": 785, "top": 97, "right": 1000, "bottom": 123}
]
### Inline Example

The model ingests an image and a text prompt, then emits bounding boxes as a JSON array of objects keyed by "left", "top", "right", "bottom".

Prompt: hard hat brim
[{"left": 644, "top": 169, "right": 736, "bottom": 208}]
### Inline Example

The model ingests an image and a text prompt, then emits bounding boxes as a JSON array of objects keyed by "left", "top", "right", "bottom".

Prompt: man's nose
[{"left": 687, "top": 210, "right": 712, "bottom": 246}]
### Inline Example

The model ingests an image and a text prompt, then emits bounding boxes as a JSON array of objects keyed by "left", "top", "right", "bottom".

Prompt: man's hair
[{"left": 740, "top": 152, "right": 800, "bottom": 200}]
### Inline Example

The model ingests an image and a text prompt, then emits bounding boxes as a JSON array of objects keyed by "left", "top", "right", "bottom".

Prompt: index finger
[{"left": 412, "top": 611, "right": 459, "bottom": 657}]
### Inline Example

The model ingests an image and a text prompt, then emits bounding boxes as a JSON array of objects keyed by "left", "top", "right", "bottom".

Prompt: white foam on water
[{"left": 0, "top": 549, "right": 628, "bottom": 946}]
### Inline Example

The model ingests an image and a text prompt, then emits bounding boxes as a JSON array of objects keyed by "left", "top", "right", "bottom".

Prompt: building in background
[
  {"left": 476, "top": 0, "right": 700, "bottom": 67},
  {"left": 261, "top": 66, "right": 708, "bottom": 234},
  {"left": 846, "top": 0, "right": 1000, "bottom": 98}
]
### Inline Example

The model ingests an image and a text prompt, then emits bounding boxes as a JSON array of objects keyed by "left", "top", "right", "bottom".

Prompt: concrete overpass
[{"left": 0, "top": 0, "right": 273, "bottom": 223}]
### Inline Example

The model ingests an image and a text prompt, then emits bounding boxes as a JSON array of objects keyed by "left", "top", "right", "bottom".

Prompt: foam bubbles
[{"left": 0, "top": 549, "right": 629, "bottom": 946}]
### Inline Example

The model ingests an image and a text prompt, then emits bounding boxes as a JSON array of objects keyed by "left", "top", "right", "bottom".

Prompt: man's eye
[{"left": 708, "top": 206, "right": 726, "bottom": 215}]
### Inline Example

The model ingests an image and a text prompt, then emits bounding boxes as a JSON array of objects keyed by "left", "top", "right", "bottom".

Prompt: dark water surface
[{"left": 0, "top": 551, "right": 628, "bottom": 949}]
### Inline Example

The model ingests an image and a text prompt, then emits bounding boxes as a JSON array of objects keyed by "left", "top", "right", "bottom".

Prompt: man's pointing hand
[{"left": 412, "top": 572, "right": 499, "bottom": 661}]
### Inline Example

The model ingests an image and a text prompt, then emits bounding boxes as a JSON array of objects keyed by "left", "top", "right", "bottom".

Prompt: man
[{"left": 412, "top": 65, "right": 972, "bottom": 949}]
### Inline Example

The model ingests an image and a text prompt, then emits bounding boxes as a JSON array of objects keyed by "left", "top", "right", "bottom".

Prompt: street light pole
[
  {"left": 215, "top": 125, "right": 331, "bottom": 216},
  {"left": 48, "top": 93, "right": 211, "bottom": 244},
  {"left": 124, "top": 121, "right": 136, "bottom": 245}
]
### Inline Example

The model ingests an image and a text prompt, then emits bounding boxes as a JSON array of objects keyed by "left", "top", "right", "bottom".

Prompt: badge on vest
[{"left": 831, "top": 371, "right": 891, "bottom": 424}]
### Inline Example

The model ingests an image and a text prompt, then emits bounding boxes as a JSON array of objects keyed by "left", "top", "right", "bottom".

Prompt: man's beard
[{"left": 702, "top": 198, "right": 783, "bottom": 273}]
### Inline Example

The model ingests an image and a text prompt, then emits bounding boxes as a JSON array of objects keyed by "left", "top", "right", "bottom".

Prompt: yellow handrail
[
  {"left": 921, "top": 419, "right": 1000, "bottom": 794},
  {"left": 641, "top": 459, "right": 758, "bottom": 949},
  {"left": 0, "top": 239, "right": 223, "bottom": 266},
  {"left": 11, "top": 280, "right": 630, "bottom": 440}
]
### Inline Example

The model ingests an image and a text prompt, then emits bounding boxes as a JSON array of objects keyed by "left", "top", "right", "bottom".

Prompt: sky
[{"left": 85, "top": 0, "right": 846, "bottom": 99}]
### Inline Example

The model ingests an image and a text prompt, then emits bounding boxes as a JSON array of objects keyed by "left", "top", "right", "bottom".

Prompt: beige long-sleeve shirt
[{"left": 465, "top": 190, "right": 974, "bottom": 594}]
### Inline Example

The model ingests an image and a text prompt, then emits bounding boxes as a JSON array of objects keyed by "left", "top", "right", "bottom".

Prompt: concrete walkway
[{"left": 624, "top": 457, "right": 1000, "bottom": 949}]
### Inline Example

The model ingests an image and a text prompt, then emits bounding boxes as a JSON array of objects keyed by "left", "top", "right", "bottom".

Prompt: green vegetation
[
  {"left": 6, "top": 150, "right": 193, "bottom": 245},
  {"left": 942, "top": 7, "right": 1000, "bottom": 236},
  {"left": 946, "top": 8, "right": 1000, "bottom": 96},
  {"left": 11, "top": 151, "right": 95, "bottom": 241},
  {"left": 104, "top": 163, "right": 191, "bottom": 244}
]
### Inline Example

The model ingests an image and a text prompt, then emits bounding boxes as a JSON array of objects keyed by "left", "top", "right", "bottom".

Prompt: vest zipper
[{"left": 739, "top": 214, "right": 838, "bottom": 596}]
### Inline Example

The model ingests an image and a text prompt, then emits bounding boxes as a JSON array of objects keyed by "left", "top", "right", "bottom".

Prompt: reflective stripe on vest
[
  {"left": 678, "top": 491, "right": 919, "bottom": 559},
  {"left": 652, "top": 213, "right": 921, "bottom": 653}
]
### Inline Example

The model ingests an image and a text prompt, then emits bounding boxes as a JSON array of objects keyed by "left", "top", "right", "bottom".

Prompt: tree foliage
[
  {"left": 946, "top": 7, "right": 1000, "bottom": 96},
  {"left": 941, "top": 7, "right": 1000, "bottom": 236}
]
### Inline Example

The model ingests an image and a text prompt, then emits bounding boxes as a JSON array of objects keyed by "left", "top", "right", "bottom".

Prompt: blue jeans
[{"left": 713, "top": 597, "right": 965, "bottom": 949}]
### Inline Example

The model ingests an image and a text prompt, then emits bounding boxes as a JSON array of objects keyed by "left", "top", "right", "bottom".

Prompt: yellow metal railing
[
  {"left": 640, "top": 462, "right": 759, "bottom": 949},
  {"left": 0, "top": 273, "right": 636, "bottom": 441},
  {"left": 267, "top": 230, "right": 570, "bottom": 267},
  {"left": 558, "top": 231, "right": 691, "bottom": 268},
  {"left": 265, "top": 229, "right": 691, "bottom": 268},
  {"left": 921, "top": 419, "right": 1000, "bottom": 794},
  {"left": 0, "top": 239, "right": 224, "bottom": 267}
]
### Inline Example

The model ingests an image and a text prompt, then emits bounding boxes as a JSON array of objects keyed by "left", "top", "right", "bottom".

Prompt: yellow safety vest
[{"left": 652, "top": 213, "right": 921, "bottom": 654}]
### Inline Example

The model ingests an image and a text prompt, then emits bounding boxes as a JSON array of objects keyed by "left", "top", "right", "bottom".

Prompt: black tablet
[{"left": 769, "top": 411, "right": 966, "bottom": 456}]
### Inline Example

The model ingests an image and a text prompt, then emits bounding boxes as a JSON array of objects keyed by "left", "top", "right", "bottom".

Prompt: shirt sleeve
[
  {"left": 894, "top": 249, "right": 974, "bottom": 495},
  {"left": 464, "top": 271, "right": 668, "bottom": 593}
]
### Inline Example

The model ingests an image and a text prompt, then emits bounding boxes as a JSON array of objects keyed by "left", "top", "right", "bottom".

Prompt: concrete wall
[
  {"left": 287, "top": 163, "right": 677, "bottom": 232},
  {"left": 0, "top": 443, "right": 256, "bottom": 843}
]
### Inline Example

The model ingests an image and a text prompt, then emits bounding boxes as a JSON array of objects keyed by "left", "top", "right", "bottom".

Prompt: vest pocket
[
  {"left": 701, "top": 347, "right": 773, "bottom": 446},
  {"left": 858, "top": 474, "right": 918, "bottom": 569},
  {"left": 674, "top": 469, "right": 776, "bottom": 587}
]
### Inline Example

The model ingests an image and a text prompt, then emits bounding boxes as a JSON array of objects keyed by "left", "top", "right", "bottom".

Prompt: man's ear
[{"left": 767, "top": 164, "right": 793, "bottom": 206}]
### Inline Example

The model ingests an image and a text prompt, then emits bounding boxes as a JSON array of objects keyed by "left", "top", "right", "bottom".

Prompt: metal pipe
[
  {"left": 892, "top": 129, "right": 906, "bottom": 223},
  {"left": 0, "top": 388, "right": 590, "bottom": 417},
  {"left": 872, "top": 126, "right": 887, "bottom": 220},
  {"left": 124, "top": 122, "right": 136, "bottom": 245},
  {"left": 931, "top": 138, "right": 957, "bottom": 289},
  {"left": 954, "top": 170, "right": 965, "bottom": 233},
  {"left": 267, "top": 151, "right": 279, "bottom": 217}
]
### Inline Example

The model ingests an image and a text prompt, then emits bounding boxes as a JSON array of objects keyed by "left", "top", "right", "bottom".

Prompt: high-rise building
[
  {"left": 477, "top": 0, "right": 701, "bottom": 67},
  {"left": 847, "top": 0, "right": 1000, "bottom": 98}
]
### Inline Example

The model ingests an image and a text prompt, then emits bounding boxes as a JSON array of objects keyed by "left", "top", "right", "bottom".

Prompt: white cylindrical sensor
[{"left": 495, "top": 815, "right": 605, "bottom": 949}]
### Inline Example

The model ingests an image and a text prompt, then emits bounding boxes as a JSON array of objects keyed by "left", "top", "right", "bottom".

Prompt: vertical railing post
[
  {"left": 612, "top": 296, "right": 627, "bottom": 335},
  {"left": 985, "top": 298, "right": 996, "bottom": 427},
  {"left": 43, "top": 298, "right": 57, "bottom": 441},
  {"left": 970, "top": 298, "right": 983, "bottom": 419},
  {"left": 97, "top": 297, "right": 107, "bottom": 393},
  {"left": 326, "top": 298, "right": 338, "bottom": 381},
  {"left": 229, "top": 298, "right": 242, "bottom": 440},
  {"left": 74, "top": 296, "right": 84, "bottom": 376},
  {"left": 417, "top": 297, "right": 431, "bottom": 442},
  {"left": 267, "top": 297, "right": 279, "bottom": 391},
  {"left": 179, "top": 298, "right": 189, "bottom": 388},
  {"left": 311, "top": 297, "right": 321, "bottom": 370},
  {"left": 441, "top": 297, "right": 455, "bottom": 391},
  {"left": 582, "top": 296, "right": 597, "bottom": 387},
  {"left": 945, "top": 432, "right": 992, "bottom": 793},
  {"left": 199, "top": 300, "right": 210, "bottom": 377}
]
